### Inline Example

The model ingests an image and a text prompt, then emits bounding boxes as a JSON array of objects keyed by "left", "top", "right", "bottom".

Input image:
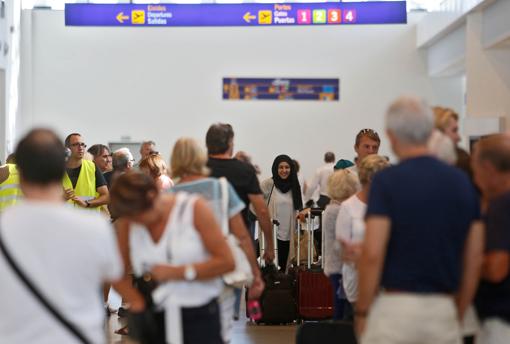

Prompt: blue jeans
[{"left": 329, "top": 273, "right": 346, "bottom": 320}]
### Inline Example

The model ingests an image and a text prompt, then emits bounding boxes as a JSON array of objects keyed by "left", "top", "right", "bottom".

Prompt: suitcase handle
[
  {"left": 258, "top": 222, "right": 279, "bottom": 268},
  {"left": 297, "top": 220, "right": 301, "bottom": 267},
  {"left": 307, "top": 212, "right": 312, "bottom": 269},
  {"left": 310, "top": 208, "right": 323, "bottom": 216}
]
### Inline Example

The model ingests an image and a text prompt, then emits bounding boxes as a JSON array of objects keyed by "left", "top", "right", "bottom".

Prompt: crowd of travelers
[{"left": 0, "top": 95, "right": 509, "bottom": 344}]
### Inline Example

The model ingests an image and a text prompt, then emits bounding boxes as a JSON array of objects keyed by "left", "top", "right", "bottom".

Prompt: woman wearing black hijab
[{"left": 260, "top": 155, "right": 303, "bottom": 271}]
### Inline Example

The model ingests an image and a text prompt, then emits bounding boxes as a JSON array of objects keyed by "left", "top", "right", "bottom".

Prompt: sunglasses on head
[{"left": 358, "top": 128, "right": 378, "bottom": 136}]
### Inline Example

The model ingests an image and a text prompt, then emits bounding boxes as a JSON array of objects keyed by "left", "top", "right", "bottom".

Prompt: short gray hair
[
  {"left": 141, "top": 140, "right": 155, "bottom": 147},
  {"left": 112, "top": 147, "right": 133, "bottom": 171},
  {"left": 386, "top": 96, "right": 434, "bottom": 145}
]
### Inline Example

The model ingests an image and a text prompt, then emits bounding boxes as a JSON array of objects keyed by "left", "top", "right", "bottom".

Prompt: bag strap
[
  {"left": 267, "top": 182, "right": 275, "bottom": 207},
  {"left": 0, "top": 225, "right": 91, "bottom": 344},
  {"left": 219, "top": 177, "right": 229, "bottom": 236}
]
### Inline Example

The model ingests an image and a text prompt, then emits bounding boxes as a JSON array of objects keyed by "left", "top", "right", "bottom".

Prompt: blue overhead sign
[
  {"left": 223, "top": 78, "right": 340, "bottom": 101},
  {"left": 65, "top": 2, "right": 407, "bottom": 27}
]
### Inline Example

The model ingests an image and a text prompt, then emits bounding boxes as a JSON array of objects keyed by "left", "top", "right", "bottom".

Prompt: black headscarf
[{"left": 271, "top": 155, "right": 303, "bottom": 210}]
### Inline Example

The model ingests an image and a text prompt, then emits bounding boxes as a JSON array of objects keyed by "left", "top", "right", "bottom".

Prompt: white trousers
[
  {"left": 219, "top": 287, "right": 236, "bottom": 344},
  {"left": 361, "top": 293, "right": 462, "bottom": 344},
  {"left": 478, "top": 318, "right": 510, "bottom": 344}
]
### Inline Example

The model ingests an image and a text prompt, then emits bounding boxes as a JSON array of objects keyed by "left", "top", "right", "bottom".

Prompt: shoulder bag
[{"left": 219, "top": 177, "right": 254, "bottom": 288}]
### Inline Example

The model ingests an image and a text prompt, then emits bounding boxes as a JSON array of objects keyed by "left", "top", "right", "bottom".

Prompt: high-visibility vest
[
  {"left": 0, "top": 164, "right": 23, "bottom": 212},
  {"left": 62, "top": 160, "right": 99, "bottom": 211}
]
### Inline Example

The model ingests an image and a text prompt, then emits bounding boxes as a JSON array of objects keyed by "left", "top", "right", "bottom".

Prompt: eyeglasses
[{"left": 70, "top": 142, "right": 87, "bottom": 148}]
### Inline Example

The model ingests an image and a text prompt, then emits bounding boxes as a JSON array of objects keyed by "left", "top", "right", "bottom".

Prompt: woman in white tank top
[{"left": 110, "top": 172, "right": 235, "bottom": 344}]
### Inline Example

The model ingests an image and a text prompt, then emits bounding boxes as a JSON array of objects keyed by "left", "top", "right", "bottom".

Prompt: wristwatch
[
  {"left": 184, "top": 265, "right": 197, "bottom": 281},
  {"left": 85, "top": 200, "right": 91, "bottom": 208}
]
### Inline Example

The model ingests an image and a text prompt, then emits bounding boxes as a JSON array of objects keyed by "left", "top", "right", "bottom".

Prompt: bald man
[
  {"left": 0, "top": 129, "right": 122, "bottom": 343},
  {"left": 472, "top": 133, "right": 510, "bottom": 344}
]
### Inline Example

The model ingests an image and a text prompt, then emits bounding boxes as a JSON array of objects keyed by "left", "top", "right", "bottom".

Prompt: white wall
[
  {"left": 19, "top": 10, "right": 463, "bottom": 180},
  {"left": 1, "top": 0, "right": 22, "bottom": 162},
  {"left": 466, "top": 11, "right": 510, "bottom": 126},
  {"left": 427, "top": 24, "right": 466, "bottom": 77},
  {"left": 0, "top": 68, "right": 5, "bottom": 162}
]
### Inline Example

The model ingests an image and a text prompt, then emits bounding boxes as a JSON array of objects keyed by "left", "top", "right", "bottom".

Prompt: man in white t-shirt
[
  {"left": 305, "top": 151, "right": 336, "bottom": 209},
  {"left": 0, "top": 129, "right": 123, "bottom": 344}
]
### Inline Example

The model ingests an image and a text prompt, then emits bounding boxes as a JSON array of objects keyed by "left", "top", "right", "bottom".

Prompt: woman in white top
[
  {"left": 323, "top": 168, "right": 360, "bottom": 320},
  {"left": 260, "top": 155, "right": 303, "bottom": 271},
  {"left": 110, "top": 172, "right": 234, "bottom": 344},
  {"left": 170, "top": 137, "right": 264, "bottom": 342},
  {"left": 336, "top": 155, "right": 389, "bottom": 312}
]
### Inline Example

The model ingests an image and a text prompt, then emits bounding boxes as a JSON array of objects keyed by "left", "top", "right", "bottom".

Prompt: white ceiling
[{"left": 22, "top": 0, "right": 446, "bottom": 11}]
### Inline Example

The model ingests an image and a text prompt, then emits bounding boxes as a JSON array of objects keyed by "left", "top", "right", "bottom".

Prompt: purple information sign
[
  {"left": 65, "top": 2, "right": 406, "bottom": 27},
  {"left": 223, "top": 78, "right": 339, "bottom": 101}
]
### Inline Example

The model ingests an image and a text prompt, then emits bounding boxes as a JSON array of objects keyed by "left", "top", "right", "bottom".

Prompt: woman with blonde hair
[
  {"left": 433, "top": 106, "right": 461, "bottom": 144},
  {"left": 435, "top": 106, "right": 479, "bottom": 344},
  {"left": 170, "top": 137, "right": 263, "bottom": 343},
  {"left": 323, "top": 168, "right": 360, "bottom": 320},
  {"left": 433, "top": 106, "right": 472, "bottom": 177},
  {"left": 336, "top": 154, "right": 389, "bottom": 317},
  {"left": 139, "top": 153, "right": 174, "bottom": 191}
]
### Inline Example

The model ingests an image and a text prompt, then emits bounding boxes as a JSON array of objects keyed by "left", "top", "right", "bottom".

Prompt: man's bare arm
[
  {"left": 355, "top": 216, "right": 391, "bottom": 336},
  {"left": 456, "top": 220, "right": 484, "bottom": 320},
  {"left": 91, "top": 185, "right": 109, "bottom": 207}
]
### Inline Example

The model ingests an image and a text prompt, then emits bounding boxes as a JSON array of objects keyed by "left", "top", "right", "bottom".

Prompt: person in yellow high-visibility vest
[
  {"left": 0, "top": 163, "right": 23, "bottom": 212},
  {"left": 63, "top": 133, "right": 109, "bottom": 210}
]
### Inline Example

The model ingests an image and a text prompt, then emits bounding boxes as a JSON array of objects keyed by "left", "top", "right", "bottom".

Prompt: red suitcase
[{"left": 296, "top": 210, "right": 333, "bottom": 320}]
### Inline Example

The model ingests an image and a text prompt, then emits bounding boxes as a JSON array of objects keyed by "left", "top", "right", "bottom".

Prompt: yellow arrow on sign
[
  {"left": 243, "top": 12, "right": 256, "bottom": 23},
  {"left": 116, "top": 12, "right": 129, "bottom": 24}
]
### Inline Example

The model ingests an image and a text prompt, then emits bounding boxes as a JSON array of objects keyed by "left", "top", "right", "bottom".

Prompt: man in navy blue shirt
[
  {"left": 472, "top": 133, "right": 510, "bottom": 344},
  {"left": 356, "top": 96, "right": 484, "bottom": 344}
]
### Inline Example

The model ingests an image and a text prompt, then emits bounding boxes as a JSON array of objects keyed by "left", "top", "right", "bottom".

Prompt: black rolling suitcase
[
  {"left": 296, "top": 321, "right": 357, "bottom": 344},
  {"left": 251, "top": 220, "right": 297, "bottom": 324},
  {"left": 257, "top": 264, "right": 297, "bottom": 324}
]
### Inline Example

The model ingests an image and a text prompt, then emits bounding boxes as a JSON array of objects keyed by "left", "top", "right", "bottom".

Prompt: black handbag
[{"left": 128, "top": 273, "right": 166, "bottom": 344}]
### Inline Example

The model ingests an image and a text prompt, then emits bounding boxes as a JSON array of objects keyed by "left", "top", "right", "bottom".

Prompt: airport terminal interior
[{"left": 1, "top": 0, "right": 510, "bottom": 343}]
